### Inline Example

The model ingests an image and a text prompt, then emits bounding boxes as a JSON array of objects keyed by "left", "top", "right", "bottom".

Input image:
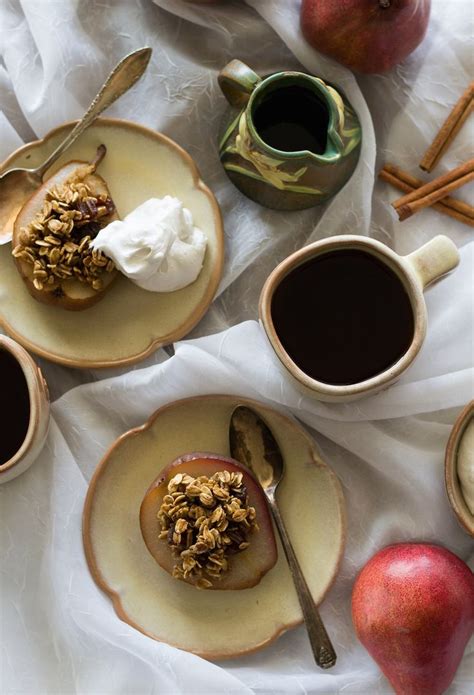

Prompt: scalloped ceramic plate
[
  {"left": 0, "top": 119, "right": 224, "bottom": 368},
  {"left": 83, "top": 395, "right": 346, "bottom": 659}
]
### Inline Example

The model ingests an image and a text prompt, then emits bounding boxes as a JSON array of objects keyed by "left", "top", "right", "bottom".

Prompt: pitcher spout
[{"left": 307, "top": 76, "right": 361, "bottom": 163}]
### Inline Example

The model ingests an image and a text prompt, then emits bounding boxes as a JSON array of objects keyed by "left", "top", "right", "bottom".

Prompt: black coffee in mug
[
  {"left": 270, "top": 250, "right": 415, "bottom": 385},
  {"left": 0, "top": 348, "right": 30, "bottom": 464}
]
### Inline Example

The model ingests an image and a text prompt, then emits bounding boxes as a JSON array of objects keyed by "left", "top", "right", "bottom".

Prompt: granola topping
[
  {"left": 12, "top": 167, "right": 116, "bottom": 292},
  {"left": 158, "top": 470, "right": 258, "bottom": 588}
]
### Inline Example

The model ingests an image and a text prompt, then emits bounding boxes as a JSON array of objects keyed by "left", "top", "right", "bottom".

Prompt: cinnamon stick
[
  {"left": 383, "top": 164, "right": 474, "bottom": 218},
  {"left": 392, "top": 159, "right": 474, "bottom": 221},
  {"left": 397, "top": 171, "right": 474, "bottom": 221},
  {"left": 379, "top": 165, "right": 474, "bottom": 227},
  {"left": 420, "top": 82, "right": 474, "bottom": 172}
]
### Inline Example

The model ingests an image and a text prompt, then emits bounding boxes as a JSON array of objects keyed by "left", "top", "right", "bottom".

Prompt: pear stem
[{"left": 91, "top": 144, "right": 107, "bottom": 170}]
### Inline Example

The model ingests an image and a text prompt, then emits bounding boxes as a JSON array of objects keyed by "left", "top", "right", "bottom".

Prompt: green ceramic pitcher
[{"left": 218, "top": 60, "right": 362, "bottom": 211}]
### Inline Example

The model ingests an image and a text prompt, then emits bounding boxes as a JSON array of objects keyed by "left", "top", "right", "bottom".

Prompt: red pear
[
  {"left": 140, "top": 452, "right": 277, "bottom": 589},
  {"left": 12, "top": 147, "right": 118, "bottom": 311},
  {"left": 300, "top": 0, "right": 431, "bottom": 74},
  {"left": 352, "top": 543, "right": 474, "bottom": 694}
]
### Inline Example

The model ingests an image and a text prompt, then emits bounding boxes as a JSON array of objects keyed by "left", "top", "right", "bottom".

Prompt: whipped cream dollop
[
  {"left": 457, "top": 417, "right": 474, "bottom": 516},
  {"left": 91, "top": 196, "right": 207, "bottom": 292}
]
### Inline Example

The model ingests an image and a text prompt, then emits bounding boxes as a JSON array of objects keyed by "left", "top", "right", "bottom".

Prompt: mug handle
[
  {"left": 218, "top": 59, "right": 261, "bottom": 107},
  {"left": 405, "top": 235, "right": 460, "bottom": 289}
]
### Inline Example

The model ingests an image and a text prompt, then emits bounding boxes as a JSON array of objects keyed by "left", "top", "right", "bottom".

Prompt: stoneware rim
[
  {"left": 82, "top": 394, "right": 346, "bottom": 660},
  {"left": 259, "top": 235, "right": 426, "bottom": 400},
  {"left": 0, "top": 118, "right": 224, "bottom": 369},
  {"left": 0, "top": 335, "right": 50, "bottom": 476},
  {"left": 445, "top": 400, "right": 474, "bottom": 537}
]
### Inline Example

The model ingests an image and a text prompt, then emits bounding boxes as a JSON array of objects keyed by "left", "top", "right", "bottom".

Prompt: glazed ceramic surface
[
  {"left": 218, "top": 60, "right": 361, "bottom": 210},
  {"left": 0, "top": 335, "right": 50, "bottom": 484},
  {"left": 445, "top": 401, "right": 474, "bottom": 537},
  {"left": 83, "top": 395, "right": 346, "bottom": 659},
  {"left": 260, "top": 235, "right": 459, "bottom": 402},
  {"left": 0, "top": 119, "right": 224, "bottom": 368}
]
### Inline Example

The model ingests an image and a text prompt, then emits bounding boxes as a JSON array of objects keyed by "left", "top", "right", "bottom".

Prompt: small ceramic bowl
[
  {"left": 0, "top": 335, "right": 50, "bottom": 484},
  {"left": 445, "top": 401, "right": 474, "bottom": 537}
]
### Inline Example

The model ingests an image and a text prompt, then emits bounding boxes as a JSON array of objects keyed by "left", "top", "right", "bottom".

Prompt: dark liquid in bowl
[
  {"left": 253, "top": 85, "right": 329, "bottom": 154},
  {"left": 0, "top": 349, "right": 30, "bottom": 465},
  {"left": 271, "top": 250, "right": 415, "bottom": 385}
]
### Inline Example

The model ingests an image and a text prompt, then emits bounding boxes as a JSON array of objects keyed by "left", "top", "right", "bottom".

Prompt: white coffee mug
[
  {"left": 259, "top": 235, "right": 459, "bottom": 402},
  {"left": 0, "top": 335, "right": 50, "bottom": 483}
]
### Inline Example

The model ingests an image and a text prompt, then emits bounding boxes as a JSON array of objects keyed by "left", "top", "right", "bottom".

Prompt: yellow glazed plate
[
  {"left": 0, "top": 119, "right": 224, "bottom": 368},
  {"left": 83, "top": 395, "right": 346, "bottom": 659}
]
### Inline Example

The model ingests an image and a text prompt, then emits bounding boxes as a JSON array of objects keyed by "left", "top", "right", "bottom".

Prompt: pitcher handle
[
  {"left": 218, "top": 59, "right": 261, "bottom": 107},
  {"left": 405, "top": 235, "right": 460, "bottom": 289}
]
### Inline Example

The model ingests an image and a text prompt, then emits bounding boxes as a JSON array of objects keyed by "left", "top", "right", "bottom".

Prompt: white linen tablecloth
[{"left": 1, "top": 1, "right": 473, "bottom": 693}]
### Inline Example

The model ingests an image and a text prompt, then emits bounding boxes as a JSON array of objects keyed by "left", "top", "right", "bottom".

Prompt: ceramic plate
[
  {"left": 83, "top": 395, "right": 346, "bottom": 659},
  {"left": 0, "top": 119, "right": 224, "bottom": 368}
]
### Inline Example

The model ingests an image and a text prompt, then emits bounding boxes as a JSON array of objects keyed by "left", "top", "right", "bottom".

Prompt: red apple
[
  {"left": 352, "top": 543, "right": 474, "bottom": 694},
  {"left": 301, "top": 0, "right": 431, "bottom": 74},
  {"left": 140, "top": 452, "right": 277, "bottom": 589}
]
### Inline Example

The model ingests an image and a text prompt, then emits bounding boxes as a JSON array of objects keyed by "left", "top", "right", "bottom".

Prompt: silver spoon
[
  {"left": 0, "top": 46, "right": 152, "bottom": 244},
  {"left": 229, "top": 405, "right": 337, "bottom": 669}
]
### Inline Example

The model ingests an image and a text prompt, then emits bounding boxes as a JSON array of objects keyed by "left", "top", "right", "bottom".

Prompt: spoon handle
[
  {"left": 35, "top": 47, "right": 152, "bottom": 179},
  {"left": 268, "top": 497, "right": 337, "bottom": 669}
]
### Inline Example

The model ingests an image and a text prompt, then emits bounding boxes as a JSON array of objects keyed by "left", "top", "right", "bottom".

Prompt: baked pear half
[
  {"left": 12, "top": 145, "right": 118, "bottom": 311},
  {"left": 140, "top": 452, "right": 278, "bottom": 590}
]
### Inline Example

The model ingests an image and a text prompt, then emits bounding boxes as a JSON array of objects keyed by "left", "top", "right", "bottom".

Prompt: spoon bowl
[
  {"left": 229, "top": 405, "right": 283, "bottom": 493},
  {"left": 0, "top": 169, "right": 42, "bottom": 244}
]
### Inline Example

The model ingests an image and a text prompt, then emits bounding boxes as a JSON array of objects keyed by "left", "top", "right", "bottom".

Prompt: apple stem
[{"left": 379, "top": 0, "right": 391, "bottom": 7}]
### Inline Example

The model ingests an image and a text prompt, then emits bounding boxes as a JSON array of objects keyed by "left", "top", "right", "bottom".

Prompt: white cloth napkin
[{"left": 1, "top": 1, "right": 473, "bottom": 693}]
